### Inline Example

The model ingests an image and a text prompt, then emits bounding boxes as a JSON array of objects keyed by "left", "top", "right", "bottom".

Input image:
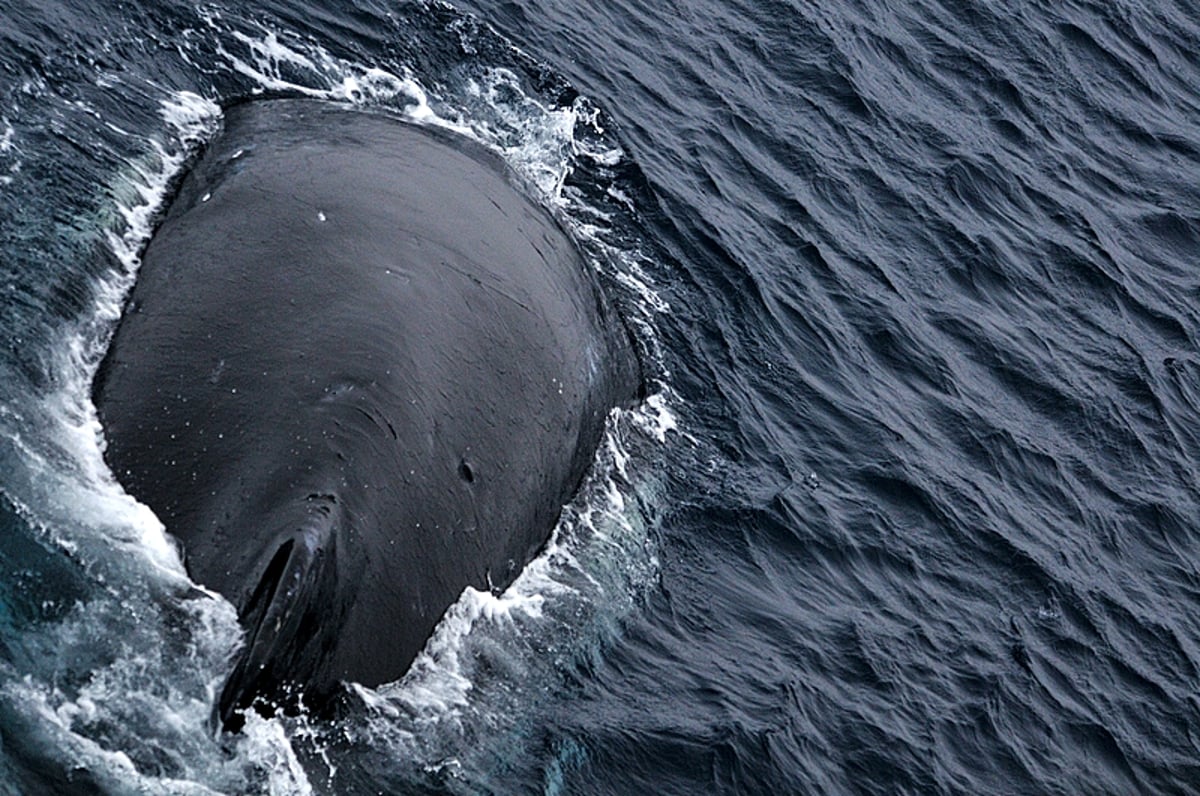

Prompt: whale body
[{"left": 92, "top": 99, "right": 641, "bottom": 726}]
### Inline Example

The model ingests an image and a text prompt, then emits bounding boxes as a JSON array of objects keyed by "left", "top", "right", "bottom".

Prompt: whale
[{"left": 91, "top": 98, "right": 642, "bottom": 727}]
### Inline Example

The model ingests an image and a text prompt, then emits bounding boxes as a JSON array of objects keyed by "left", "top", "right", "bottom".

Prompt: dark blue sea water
[{"left": 1, "top": 0, "right": 1199, "bottom": 793}]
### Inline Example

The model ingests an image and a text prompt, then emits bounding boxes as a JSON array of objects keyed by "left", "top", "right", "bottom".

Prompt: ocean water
[{"left": 1, "top": 0, "right": 1198, "bottom": 793}]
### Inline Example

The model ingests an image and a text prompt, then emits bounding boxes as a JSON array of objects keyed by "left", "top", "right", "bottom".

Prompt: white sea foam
[
  {"left": 27, "top": 90, "right": 225, "bottom": 580},
  {"left": 210, "top": 25, "right": 466, "bottom": 134},
  {"left": 0, "top": 673, "right": 226, "bottom": 795},
  {"left": 463, "top": 68, "right": 581, "bottom": 200},
  {"left": 0, "top": 87, "right": 280, "bottom": 793},
  {"left": 231, "top": 713, "right": 315, "bottom": 796},
  {"left": 0, "top": 120, "right": 16, "bottom": 186},
  {"left": 0, "top": 585, "right": 245, "bottom": 795}
]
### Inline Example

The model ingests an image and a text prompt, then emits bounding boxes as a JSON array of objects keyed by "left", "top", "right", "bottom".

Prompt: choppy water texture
[{"left": 1, "top": 0, "right": 1198, "bottom": 793}]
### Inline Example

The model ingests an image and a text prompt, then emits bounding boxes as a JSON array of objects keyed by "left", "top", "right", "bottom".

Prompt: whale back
[{"left": 93, "top": 99, "right": 641, "bottom": 721}]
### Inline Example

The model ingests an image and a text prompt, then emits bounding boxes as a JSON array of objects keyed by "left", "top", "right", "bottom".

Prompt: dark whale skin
[{"left": 92, "top": 99, "right": 641, "bottom": 725}]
